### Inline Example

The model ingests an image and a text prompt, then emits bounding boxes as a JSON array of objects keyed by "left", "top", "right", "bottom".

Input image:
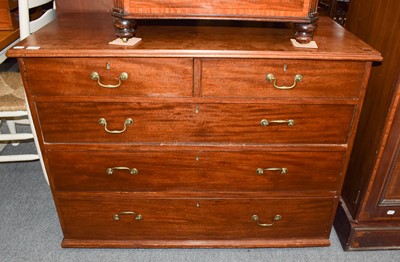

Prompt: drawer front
[
  {"left": 122, "top": 0, "right": 312, "bottom": 17},
  {"left": 25, "top": 58, "right": 193, "bottom": 97},
  {"left": 201, "top": 59, "right": 365, "bottom": 99},
  {"left": 36, "top": 102, "right": 355, "bottom": 144},
  {"left": 59, "top": 194, "right": 334, "bottom": 240},
  {"left": 48, "top": 150, "right": 344, "bottom": 192}
]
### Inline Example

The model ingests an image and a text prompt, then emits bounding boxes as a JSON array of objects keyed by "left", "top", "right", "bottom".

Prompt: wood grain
[
  {"left": 201, "top": 59, "right": 365, "bottom": 99},
  {"left": 122, "top": 0, "right": 311, "bottom": 18},
  {"left": 36, "top": 102, "right": 355, "bottom": 144},
  {"left": 48, "top": 150, "right": 344, "bottom": 193},
  {"left": 25, "top": 58, "right": 193, "bottom": 97},
  {"left": 8, "top": 12, "right": 381, "bottom": 248},
  {"left": 7, "top": 14, "right": 381, "bottom": 61},
  {"left": 0, "top": 0, "right": 18, "bottom": 30},
  {"left": 58, "top": 193, "right": 334, "bottom": 241}
]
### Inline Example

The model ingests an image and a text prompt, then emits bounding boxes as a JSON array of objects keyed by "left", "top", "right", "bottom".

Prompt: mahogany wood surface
[
  {"left": 378, "top": 103, "right": 400, "bottom": 202},
  {"left": 7, "top": 14, "right": 381, "bottom": 61},
  {"left": 0, "top": 0, "right": 19, "bottom": 50},
  {"left": 35, "top": 102, "right": 355, "bottom": 144},
  {"left": 0, "top": 0, "right": 18, "bottom": 30},
  {"left": 112, "top": 0, "right": 319, "bottom": 43},
  {"left": 48, "top": 150, "right": 343, "bottom": 193},
  {"left": 25, "top": 57, "right": 193, "bottom": 97},
  {"left": 25, "top": 57, "right": 366, "bottom": 99},
  {"left": 116, "top": 0, "right": 315, "bottom": 19},
  {"left": 7, "top": 13, "right": 380, "bottom": 248},
  {"left": 58, "top": 193, "right": 334, "bottom": 240},
  {"left": 201, "top": 59, "right": 365, "bottom": 99},
  {"left": 333, "top": 0, "right": 400, "bottom": 250},
  {"left": 0, "top": 27, "right": 18, "bottom": 50},
  {"left": 61, "top": 238, "right": 331, "bottom": 248}
]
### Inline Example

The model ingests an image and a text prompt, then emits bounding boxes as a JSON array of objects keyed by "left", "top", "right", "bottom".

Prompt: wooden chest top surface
[{"left": 7, "top": 13, "right": 381, "bottom": 61}]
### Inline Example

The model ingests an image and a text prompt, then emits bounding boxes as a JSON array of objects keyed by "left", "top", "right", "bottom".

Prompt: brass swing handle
[
  {"left": 106, "top": 167, "right": 139, "bottom": 175},
  {"left": 98, "top": 118, "right": 133, "bottom": 134},
  {"left": 113, "top": 211, "right": 143, "bottom": 221},
  {"left": 266, "top": 73, "right": 303, "bottom": 90},
  {"left": 252, "top": 214, "right": 282, "bottom": 227},
  {"left": 90, "top": 71, "right": 128, "bottom": 88},
  {"left": 260, "top": 119, "right": 294, "bottom": 126},
  {"left": 256, "top": 168, "right": 288, "bottom": 175}
]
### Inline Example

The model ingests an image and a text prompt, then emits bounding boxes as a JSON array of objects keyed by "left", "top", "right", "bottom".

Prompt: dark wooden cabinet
[
  {"left": 112, "top": 0, "right": 319, "bottom": 43},
  {"left": 8, "top": 13, "right": 380, "bottom": 248},
  {"left": 56, "top": 0, "right": 319, "bottom": 42},
  {"left": 334, "top": 0, "right": 400, "bottom": 250}
]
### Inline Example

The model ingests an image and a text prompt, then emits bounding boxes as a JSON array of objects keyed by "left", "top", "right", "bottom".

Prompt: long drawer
[
  {"left": 24, "top": 58, "right": 193, "bottom": 97},
  {"left": 47, "top": 150, "right": 344, "bottom": 192},
  {"left": 36, "top": 102, "right": 355, "bottom": 144},
  {"left": 201, "top": 59, "right": 365, "bottom": 99},
  {"left": 58, "top": 193, "right": 335, "bottom": 240}
]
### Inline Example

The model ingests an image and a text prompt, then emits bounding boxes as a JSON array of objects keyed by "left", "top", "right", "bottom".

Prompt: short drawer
[
  {"left": 24, "top": 58, "right": 193, "bottom": 97},
  {"left": 201, "top": 59, "right": 365, "bottom": 99},
  {"left": 58, "top": 193, "right": 335, "bottom": 241},
  {"left": 36, "top": 102, "right": 355, "bottom": 144},
  {"left": 48, "top": 150, "right": 344, "bottom": 192}
]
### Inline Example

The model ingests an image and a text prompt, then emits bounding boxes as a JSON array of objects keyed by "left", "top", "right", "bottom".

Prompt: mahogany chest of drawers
[{"left": 8, "top": 13, "right": 381, "bottom": 248}]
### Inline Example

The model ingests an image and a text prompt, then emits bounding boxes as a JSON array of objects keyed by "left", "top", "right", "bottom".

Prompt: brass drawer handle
[
  {"left": 98, "top": 118, "right": 133, "bottom": 134},
  {"left": 106, "top": 167, "right": 139, "bottom": 175},
  {"left": 113, "top": 211, "right": 143, "bottom": 221},
  {"left": 256, "top": 168, "right": 288, "bottom": 175},
  {"left": 252, "top": 214, "right": 282, "bottom": 227},
  {"left": 266, "top": 73, "right": 303, "bottom": 90},
  {"left": 90, "top": 71, "right": 128, "bottom": 89},
  {"left": 260, "top": 119, "right": 294, "bottom": 126}
]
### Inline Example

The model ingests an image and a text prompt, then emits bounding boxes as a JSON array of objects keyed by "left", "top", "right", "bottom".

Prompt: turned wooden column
[
  {"left": 113, "top": 17, "right": 136, "bottom": 42},
  {"left": 293, "top": 13, "right": 319, "bottom": 44}
]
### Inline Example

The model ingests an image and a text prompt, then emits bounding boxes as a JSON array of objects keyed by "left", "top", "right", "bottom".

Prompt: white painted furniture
[
  {"left": 19, "top": 0, "right": 56, "bottom": 40},
  {"left": 0, "top": 36, "right": 19, "bottom": 64},
  {"left": 0, "top": 0, "right": 56, "bottom": 184},
  {"left": 0, "top": 72, "right": 40, "bottom": 164}
]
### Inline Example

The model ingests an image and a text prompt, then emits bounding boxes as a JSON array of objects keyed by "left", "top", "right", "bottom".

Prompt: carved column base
[
  {"left": 113, "top": 18, "right": 137, "bottom": 42},
  {"left": 293, "top": 20, "right": 318, "bottom": 44}
]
